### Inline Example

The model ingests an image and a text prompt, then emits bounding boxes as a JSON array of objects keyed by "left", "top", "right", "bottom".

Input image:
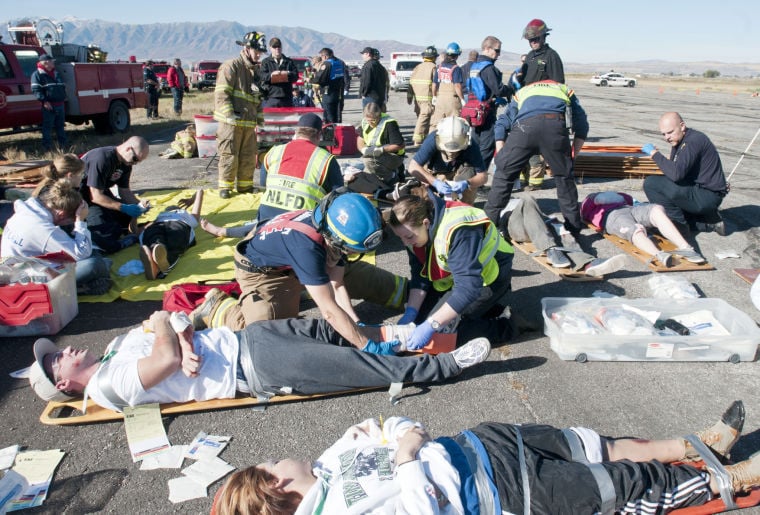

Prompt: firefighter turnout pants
[
  {"left": 217, "top": 122, "right": 257, "bottom": 193},
  {"left": 413, "top": 101, "right": 434, "bottom": 144}
]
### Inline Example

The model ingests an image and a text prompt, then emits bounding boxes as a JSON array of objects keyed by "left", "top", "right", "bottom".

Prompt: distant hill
[{"left": 2, "top": 17, "right": 759, "bottom": 77}]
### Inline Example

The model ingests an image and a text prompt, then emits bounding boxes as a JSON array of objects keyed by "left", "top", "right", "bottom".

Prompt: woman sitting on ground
[
  {"left": 1, "top": 178, "right": 112, "bottom": 295},
  {"left": 213, "top": 402, "right": 759, "bottom": 514},
  {"left": 581, "top": 192, "right": 705, "bottom": 267}
]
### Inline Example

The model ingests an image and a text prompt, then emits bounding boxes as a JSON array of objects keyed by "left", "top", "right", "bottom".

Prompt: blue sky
[{"left": 4, "top": 0, "right": 758, "bottom": 63}]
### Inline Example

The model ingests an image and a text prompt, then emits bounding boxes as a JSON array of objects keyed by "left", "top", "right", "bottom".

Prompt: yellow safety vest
[
  {"left": 260, "top": 139, "right": 335, "bottom": 211},
  {"left": 515, "top": 80, "right": 573, "bottom": 110},
  {"left": 425, "top": 203, "right": 514, "bottom": 292},
  {"left": 410, "top": 60, "right": 436, "bottom": 102},
  {"left": 361, "top": 115, "right": 405, "bottom": 156}
]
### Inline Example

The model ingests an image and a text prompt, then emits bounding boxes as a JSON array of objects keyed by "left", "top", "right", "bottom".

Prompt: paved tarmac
[{"left": 2, "top": 78, "right": 760, "bottom": 514}]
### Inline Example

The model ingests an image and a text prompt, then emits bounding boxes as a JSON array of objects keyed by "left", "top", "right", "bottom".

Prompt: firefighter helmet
[
  {"left": 312, "top": 189, "right": 383, "bottom": 253},
  {"left": 435, "top": 116, "right": 471, "bottom": 153},
  {"left": 422, "top": 46, "right": 439, "bottom": 59},
  {"left": 523, "top": 19, "right": 551, "bottom": 40},
  {"left": 236, "top": 31, "right": 267, "bottom": 52},
  {"left": 445, "top": 42, "right": 462, "bottom": 56}
]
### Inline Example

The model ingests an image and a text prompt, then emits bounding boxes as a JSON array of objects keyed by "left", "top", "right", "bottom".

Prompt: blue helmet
[
  {"left": 312, "top": 190, "right": 383, "bottom": 253},
  {"left": 445, "top": 42, "right": 461, "bottom": 56}
]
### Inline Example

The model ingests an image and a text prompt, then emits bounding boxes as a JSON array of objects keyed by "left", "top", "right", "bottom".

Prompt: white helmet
[{"left": 435, "top": 116, "right": 471, "bottom": 152}]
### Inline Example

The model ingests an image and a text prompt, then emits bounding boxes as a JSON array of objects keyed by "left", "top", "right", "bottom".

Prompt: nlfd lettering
[{"left": 263, "top": 189, "right": 308, "bottom": 210}]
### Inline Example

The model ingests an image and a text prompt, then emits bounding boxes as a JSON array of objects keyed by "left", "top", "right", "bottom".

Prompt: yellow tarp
[
  {"left": 81, "top": 189, "right": 375, "bottom": 303},
  {"left": 80, "top": 188, "right": 259, "bottom": 302}
]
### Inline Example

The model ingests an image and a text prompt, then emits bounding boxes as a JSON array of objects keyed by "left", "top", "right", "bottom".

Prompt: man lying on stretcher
[{"left": 28, "top": 311, "right": 490, "bottom": 412}]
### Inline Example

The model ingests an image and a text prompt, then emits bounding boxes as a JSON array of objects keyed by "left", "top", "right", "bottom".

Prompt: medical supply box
[
  {"left": 327, "top": 124, "right": 358, "bottom": 156},
  {"left": 0, "top": 258, "right": 78, "bottom": 337},
  {"left": 541, "top": 297, "right": 760, "bottom": 363}
]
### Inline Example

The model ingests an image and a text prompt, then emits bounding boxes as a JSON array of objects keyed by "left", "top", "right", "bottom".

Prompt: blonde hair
[
  {"left": 33, "top": 153, "right": 85, "bottom": 197},
  {"left": 37, "top": 179, "right": 82, "bottom": 217},
  {"left": 212, "top": 467, "right": 301, "bottom": 515}
]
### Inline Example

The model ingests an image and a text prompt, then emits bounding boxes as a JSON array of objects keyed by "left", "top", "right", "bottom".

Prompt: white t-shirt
[{"left": 86, "top": 326, "right": 239, "bottom": 412}]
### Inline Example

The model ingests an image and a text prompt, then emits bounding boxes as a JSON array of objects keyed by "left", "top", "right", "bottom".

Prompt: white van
[{"left": 389, "top": 51, "right": 422, "bottom": 91}]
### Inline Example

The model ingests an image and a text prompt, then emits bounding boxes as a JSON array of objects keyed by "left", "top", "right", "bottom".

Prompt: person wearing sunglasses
[
  {"left": 464, "top": 36, "right": 512, "bottom": 170},
  {"left": 79, "top": 136, "right": 151, "bottom": 254},
  {"left": 519, "top": 18, "right": 565, "bottom": 86}
]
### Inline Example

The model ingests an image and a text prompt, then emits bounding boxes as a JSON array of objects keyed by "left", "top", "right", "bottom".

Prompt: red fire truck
[{"left": 0, "top": 18, "right": 146, "bottom": 135}]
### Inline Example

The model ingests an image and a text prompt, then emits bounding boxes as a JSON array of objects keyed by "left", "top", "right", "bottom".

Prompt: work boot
[
  {"left": 139, "top": 245, "right": 159, "bottom": 280},
  {"left": 189, "top": 288, "right": 229, "bottom": 330},
  {"left": 237, "top": 187, "right": 254, "bottom": 194},
  {"left": 726, "top": 450, "right": 760, "bottom": 493},
  {"left": 696, "top": 213, "right": 727, "bottom": 236},
  {"left": 683, "top": 400, "right": 745, "bottom": 462},
  {"left": 219, "top": 189, "right": 231, "bottom": 199}
]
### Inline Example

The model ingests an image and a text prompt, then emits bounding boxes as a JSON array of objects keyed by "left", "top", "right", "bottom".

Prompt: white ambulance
[{"left": 388, "top": 51, "right": 422, "bottom": 91}]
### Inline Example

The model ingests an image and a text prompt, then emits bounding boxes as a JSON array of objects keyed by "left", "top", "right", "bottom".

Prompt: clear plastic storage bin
[{"left": 542, "top": 297, "right": 760, "bottom": 363}]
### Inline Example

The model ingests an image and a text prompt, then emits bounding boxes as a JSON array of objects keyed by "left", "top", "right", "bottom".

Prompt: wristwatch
[{"left": 428, "top": 318, "right": 441, "bottom": 331}]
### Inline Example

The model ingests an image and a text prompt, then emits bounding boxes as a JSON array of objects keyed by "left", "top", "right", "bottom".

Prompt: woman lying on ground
[{"left": 212, "top": 401, "right": 759, "bottom": 514}]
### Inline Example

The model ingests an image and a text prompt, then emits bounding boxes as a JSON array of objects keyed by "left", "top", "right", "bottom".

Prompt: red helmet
[{"left": 523, "top": 19, "right": 551, "bottom": 40}]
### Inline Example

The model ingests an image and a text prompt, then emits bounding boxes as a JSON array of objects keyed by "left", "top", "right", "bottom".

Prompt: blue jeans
[
  {"left": 41, "top": 104, "right": 66, "bottom": 150},
  {"left": 171, "top": 87, "right": 184, "bottom": 114},
  {"left": 75, "top": 251, "right": 111, "bottom": 286}
]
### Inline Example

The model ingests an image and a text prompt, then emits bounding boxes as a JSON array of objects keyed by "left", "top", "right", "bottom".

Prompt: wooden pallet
[
  {"left": 733, "top": 268, "right": 760, "bottom": 285},
  {"left": 588, "top": 225, "right": 714, "bottom": 272},
  {"left": 40, "top": 387, "right": 386, "bottom": 426},
  {"left": 512, "top": 240, "right": 603, "bottom": 282},
  {"left": 0, "top": 160, "right": 50, "bottom": 185}
]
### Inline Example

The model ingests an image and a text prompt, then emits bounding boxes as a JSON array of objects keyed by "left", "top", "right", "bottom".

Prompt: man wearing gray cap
[
  {"left": 31, "top": 54, "right": 67, "bottom": 151},
  {"left": 213, "top": 31, "right": 267, "bottom": 199}
]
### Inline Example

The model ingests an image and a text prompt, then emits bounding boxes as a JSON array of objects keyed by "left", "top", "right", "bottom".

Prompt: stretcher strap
[
  {"left": 513, "top": 425, "right": 531, "bottom": 515},
  {"left": 561, "top": 429, "right": 615, "bottom": 515},
  {"left": 684, "top": 434, "right": 737, "bottom": 510},
  {"left": 388, "top": 382, "right": 402, "bottom": 405}
]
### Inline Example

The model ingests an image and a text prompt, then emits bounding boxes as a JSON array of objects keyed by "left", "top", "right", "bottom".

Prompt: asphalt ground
[{"left": 2, "top": 78, "right": 760, "bottom": 514}]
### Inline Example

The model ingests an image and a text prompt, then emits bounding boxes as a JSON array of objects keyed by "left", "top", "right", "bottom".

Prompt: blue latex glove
[
  {"left": 362, "top": 339, "right": 398, "bottom": 355},
  {"left": 450, "top": 180, "right": 469, "bottom": 194},
  {"left": 641, "top": 143, "right": 656, "bottom": 156},
  {"left": 398, "top": 306, "right": 419, "bottom": 325},
  {"left": 509, "top": 72, "right": 522, "bottom": 91},
  {"left": 494, "top": 97, "right": 507, "bottom": 107},
  {"left": 406, "top": 320, "right": 435, "bottom": 350},
  {"left": 120, "top": 203, "right": 146, "bottom": 217},
  {"left": 433, "top": 179, "right": 452, "bottom": 195}
]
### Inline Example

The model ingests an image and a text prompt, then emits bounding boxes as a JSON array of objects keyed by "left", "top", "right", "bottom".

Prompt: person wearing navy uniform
[
  {"left": 314, "top": 47, "right": 345, "bottom": 124},
  {"left": 31, "top": 54, "right": 67, "bottom": 151}
]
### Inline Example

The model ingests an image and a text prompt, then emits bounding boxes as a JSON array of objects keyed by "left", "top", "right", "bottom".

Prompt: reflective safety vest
[
  {"left": 436, "top": 63, "right": 459, "bottom": 96},
  {"left": 261, "top": 139, "right": 335, "bottom": 212},
  {"left": 515, "top": 80, "right": 573, "bottom": 109},
  {"left": 412, "top": 202, "right": 513, "bottom": 292},
  {"left": 410, "top": 61, "right": 436, "bottom": 102},
  {"left": 361, "top": 115, "right": 405, "bottom": 156},
  {"left": 214, "top": 52, "right": 263, "bottom": 128}
]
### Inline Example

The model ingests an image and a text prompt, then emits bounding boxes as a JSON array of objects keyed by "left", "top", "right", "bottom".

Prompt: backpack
[
  {"left": 466, "top": 61, "right": 492, "bottom": 102},
  {"left": 162, "top": 281, "right": 241, "bottom": 314}
]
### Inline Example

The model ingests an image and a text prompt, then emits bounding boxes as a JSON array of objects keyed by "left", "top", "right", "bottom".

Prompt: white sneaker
[
  {"left": 450, "top": 337, "right": 491, "bottom": 369},
  {"left": 674, "top": 247, "right": 706, "bottom": 264},
  {"left": 584, "top": 254, "right": 628, "bottom": 277},
  {"left": 382, "top": 322, "right": 416, "bottom": 352}
]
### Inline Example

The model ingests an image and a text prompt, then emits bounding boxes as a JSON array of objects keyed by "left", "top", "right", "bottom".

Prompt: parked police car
[{"left": 590, "top": 72, "right": 637, "bottom": 87}]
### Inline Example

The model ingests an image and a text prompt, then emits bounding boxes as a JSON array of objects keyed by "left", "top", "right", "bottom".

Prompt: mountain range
[{"left": 3, "top": 17, "right": 759, "bottom": 77}]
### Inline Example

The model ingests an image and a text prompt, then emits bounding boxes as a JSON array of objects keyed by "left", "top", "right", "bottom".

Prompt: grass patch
[{"left": 0, "top": 90, "right": 216, "bottom": 161}]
